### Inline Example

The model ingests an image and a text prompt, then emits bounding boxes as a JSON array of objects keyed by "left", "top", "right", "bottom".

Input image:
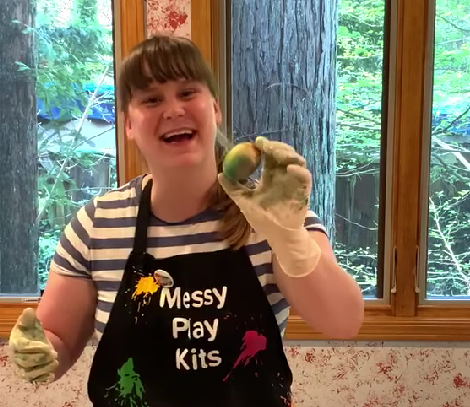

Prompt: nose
[{"left": 162, "top": 98, "right": 185, "bottom": 120}]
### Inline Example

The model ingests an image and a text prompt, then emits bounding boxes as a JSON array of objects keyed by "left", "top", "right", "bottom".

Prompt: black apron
[{"left": 87, "top": 179, "right": 294, "bottom": 407}]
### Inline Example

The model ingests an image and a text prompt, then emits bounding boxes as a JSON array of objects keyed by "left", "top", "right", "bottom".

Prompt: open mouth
[{"left": 161, "top": 130, "right": 196, "bottom": 143}]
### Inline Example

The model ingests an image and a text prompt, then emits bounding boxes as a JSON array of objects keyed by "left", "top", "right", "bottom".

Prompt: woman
[{"left": 9, "top": 34, "right": 364, "bottom": 407}]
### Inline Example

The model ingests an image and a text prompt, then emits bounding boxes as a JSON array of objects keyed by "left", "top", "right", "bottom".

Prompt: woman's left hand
[
  {"left": 218, "top": 136, "right": 321, "bottom": 278},
  {"left": 218, "top": 136, "right": 312, "bottom": 232}
]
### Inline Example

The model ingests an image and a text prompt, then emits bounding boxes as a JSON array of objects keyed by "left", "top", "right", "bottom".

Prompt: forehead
[{"left": 133, "top": 79, "right": 206, "bottom": 95}]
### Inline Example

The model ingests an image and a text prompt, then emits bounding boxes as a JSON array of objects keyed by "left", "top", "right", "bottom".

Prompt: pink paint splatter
[
  {"left": 223, "top": 331, "right": 267, "bottom": 382},
  {"left": 453, "top": 373, "right": 470, "bottom": 389},
  {"left": 165, "top": 8, "right": 188, "bottom": 30},
  {"left": 304, "top": 351, "right": 314, "bottom": 364},
  {"left": 0, "top": 354, "right": 8, "bottom": 367},
  {"left": 147, "top": 0, "right": 190, "bottom": 36},
  {"left": 287, "top": 346, "right": 300, "bottom": 358}
]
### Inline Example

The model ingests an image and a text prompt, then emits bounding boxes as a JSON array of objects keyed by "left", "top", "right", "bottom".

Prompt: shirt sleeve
[
  {"left": 304, "top": 209, "right": 327, "bottom": 235},
  {"left": 49, "top": 198, "right": 96, "bottom": 279}
]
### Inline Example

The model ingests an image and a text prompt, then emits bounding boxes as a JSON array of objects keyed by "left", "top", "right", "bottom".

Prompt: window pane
[
  {"left": 229, "top": 0, "right": 387, "bottom": 298},
  {"left": 425, "top": 0, "right": 470, "bottom": 299},
  {"left": 0, "top": 0, "right": 117, "bottom": 295}
]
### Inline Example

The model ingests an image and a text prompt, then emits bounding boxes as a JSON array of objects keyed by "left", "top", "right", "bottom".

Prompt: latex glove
[
  {"left": 218, "top": 136, "right": 322, "bottom": 278},
  {"left": 9, "top": 308, "right": 58, "bottom": 384}
]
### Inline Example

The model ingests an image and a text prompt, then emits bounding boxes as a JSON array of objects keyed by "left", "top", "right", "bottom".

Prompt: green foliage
[
  {"left": 27, "top": 0, "right": 117, "bottom": 288},
  {"left": 336, "top": 0, "right": 470, "bottom": 298},
  {"left": 336, "top": 0, "right": 384, "bottom": 165}
]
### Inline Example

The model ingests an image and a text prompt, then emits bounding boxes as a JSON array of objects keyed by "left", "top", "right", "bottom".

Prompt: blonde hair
[{"left": 118, "top": 34, "right": 251, "bottom": 249}]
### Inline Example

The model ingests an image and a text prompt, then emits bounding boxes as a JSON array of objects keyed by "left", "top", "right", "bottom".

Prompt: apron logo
[{"left": 153, "top": 269, "right": 174, "bottom": 288}]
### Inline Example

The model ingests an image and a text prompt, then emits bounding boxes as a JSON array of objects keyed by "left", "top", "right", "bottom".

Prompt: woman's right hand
[{"left": 9, "top": 308, "right": 58, "bottom": 384}]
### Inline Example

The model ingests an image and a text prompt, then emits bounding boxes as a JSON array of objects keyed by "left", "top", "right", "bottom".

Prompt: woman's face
[{"left": 124, "top": 78, "right": 222, "bottom": 171}]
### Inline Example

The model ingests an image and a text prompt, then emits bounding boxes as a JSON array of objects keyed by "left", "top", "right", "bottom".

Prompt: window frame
[
  {"left": 0, "top": 0, "right": 146, "bottom": 339},
  {"left": 198, "top": 0, "right": 470, "bottom": 341}
]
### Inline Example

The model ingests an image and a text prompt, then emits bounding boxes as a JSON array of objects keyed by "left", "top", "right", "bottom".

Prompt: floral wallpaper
[
  {"left": 1, "top": 1, "right": 467, "bottom": 407},
  {"left": 147, "top": 0, "right": 191, "bottom": 37},
  {"left": 1, "top": 341, "right": 469, "bottom": 407}
]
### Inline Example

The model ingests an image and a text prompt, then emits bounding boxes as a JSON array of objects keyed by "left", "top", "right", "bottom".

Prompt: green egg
[{"left": 223, "top": 142, "right": 261, "bottom": 182}]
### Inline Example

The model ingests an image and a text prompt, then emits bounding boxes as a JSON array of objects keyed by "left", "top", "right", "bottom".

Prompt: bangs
[{"left": 118, "top": 35, "right": 217, "bottom": 110}]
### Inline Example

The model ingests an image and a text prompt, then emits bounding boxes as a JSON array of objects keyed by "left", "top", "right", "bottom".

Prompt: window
[
  {"left": 227, "top": 0, "right": 388, "bottom": 302},
  {"left": 229, "top": 0, "right": 389, "bottom": 301},
  {"left": 420, "top": 0, "right": 470, "bottom": 303},
  {"left": 203, "top": 0, "right": 470, "bottom": 340},
  {"left": 0, "top": 0, "right": 145, "bottom": 338},
  {"left": 1, "top": 0, "right": 117, "bottom": 296},
  {"left": 2, "top": 0, "right": 469, "bottom": 341}
]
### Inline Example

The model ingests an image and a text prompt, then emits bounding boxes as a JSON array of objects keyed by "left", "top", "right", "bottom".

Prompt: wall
[
  {"left": 1, "top": 2, "right": 468, "bottom": 407},
  {"left": 1, "top": 341, "right": 470, "bottom": 407}
]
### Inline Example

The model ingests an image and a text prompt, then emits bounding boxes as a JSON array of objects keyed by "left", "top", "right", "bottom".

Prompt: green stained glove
[
  {"left": 9, "top": 308, "right": 58, "bottom": 384},
  {"left": 219, "top": 136, "right": 321, "bottom": 278}
]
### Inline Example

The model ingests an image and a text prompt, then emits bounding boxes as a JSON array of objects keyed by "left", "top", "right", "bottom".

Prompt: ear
[
  {"left": 213, "top": 99, "right": 222, "bottom": 126},
  {"left": 123, "top": 112, "right": 134, "bottom": 140}
]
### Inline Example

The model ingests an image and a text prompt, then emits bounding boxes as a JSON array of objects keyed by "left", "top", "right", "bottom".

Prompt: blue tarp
[
  {"left": 36, "top": 83, "right": 469, "bottom": 136},
  {"left": 37, "top": 83, "right": 116, "bottom": 124},
  {"left": 432, "top": 100, "right": 470, "bottom": 136}
]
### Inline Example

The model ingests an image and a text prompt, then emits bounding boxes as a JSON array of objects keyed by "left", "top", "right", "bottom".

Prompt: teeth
[{"left": 162, "top": 129, "right": 194, "bottom": 139}]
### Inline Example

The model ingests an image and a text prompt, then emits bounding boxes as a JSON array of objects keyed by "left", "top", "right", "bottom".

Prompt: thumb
[{"left": 17, "top": 308, "right": 40, "bottom": 329}]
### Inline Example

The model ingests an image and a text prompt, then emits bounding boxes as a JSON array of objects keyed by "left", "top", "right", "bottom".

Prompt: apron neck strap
[{"left": 133, "top": 178, "right": 153, "bottom": 255}]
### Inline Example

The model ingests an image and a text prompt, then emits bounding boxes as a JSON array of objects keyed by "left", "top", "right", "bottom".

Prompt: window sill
[
  {"left": 0, "top": 303, "right": 38, "bottom": 340},
  {"left": 2, "top": 303, "right": 470, "bottom": 341},
  {"left": 285, "top": 305, "right": 470, "bottom": 341}
]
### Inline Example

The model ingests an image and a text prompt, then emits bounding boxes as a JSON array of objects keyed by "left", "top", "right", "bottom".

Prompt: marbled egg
[{"left": 222, "top": 142, "right": 261, "bottom": 182}]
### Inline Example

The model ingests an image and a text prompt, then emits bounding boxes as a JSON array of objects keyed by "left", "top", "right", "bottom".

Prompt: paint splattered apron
[{"left": 87, "top": 179, "right": 293, "bottom": 407}]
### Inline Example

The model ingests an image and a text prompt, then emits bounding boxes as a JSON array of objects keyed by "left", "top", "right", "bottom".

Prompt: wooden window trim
[
  {"left": 0, "top": 0, "right": 146, "bottom": 340},
  {"left": 119, "top": 0, "right": 147, "bottom": 182},
  {"left": 191, "top": 0, "right": 470, "bottom": 342}
]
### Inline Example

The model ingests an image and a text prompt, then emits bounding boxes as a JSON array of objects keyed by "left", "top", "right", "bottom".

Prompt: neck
[{"left": 149, "top": 162, "right": 218, "bottom": 223}]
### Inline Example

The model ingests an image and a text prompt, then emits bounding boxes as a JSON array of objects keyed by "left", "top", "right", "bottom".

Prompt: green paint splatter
[{"left": 105, "top": 358, "right": 148, "bottom": 407}]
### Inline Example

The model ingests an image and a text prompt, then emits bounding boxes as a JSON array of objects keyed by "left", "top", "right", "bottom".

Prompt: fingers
[
  {"left": 18, "top": 359, "right": 58, "bottom": 383},
  {"left": 31, "top": 373, "right": 55, "bottom": 385},
  {"left": 287, "top": 164, "right": 313, "bottom": 199},
  {"left": 10, "top": 341, "right": 58, "bottom": 383},
  {"left": 10, "top": 336, "right": 54, "bottom": 353},
  {"left": 287, "top": 164, "right": 312, "bottom": 186},
  {"left": 255, "top": 136, "right": 305, "bottom": 167},
  {"left": 9, "top": 309, "right": 58, "bottom": 385},
  {"left": 13, "top": 351, "right": 56, "bottom": 369},
  {"left": 255, "top": 136, "right": 295, "bottom": 153}
]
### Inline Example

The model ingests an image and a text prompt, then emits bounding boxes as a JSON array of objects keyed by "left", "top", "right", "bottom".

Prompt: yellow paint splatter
[{"left": 132, "top": 276, "right": 159, "bottom": 305}]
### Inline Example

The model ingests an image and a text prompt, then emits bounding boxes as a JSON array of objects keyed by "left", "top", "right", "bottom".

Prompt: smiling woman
[
  {"left": 7, "top": 25, "right": 363, "bottom": 406},
  {"left": 118, "top": 36, "right": 222, "bottom": 179}
]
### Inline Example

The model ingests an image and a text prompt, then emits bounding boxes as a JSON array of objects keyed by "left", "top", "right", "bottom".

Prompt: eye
[
  {"left": 180, "top": 89, "right": 198, "bottom": 99},
  {"left": 142, "top": 96, "right": 161, "bottom": 105}
]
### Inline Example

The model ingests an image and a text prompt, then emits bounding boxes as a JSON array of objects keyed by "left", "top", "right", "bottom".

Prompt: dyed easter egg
[{"left": 222, "top": 142, "right": 261, "bottom": 182}]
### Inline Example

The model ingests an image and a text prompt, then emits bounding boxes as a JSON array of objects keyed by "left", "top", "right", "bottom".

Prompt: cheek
[
  {"left": 139, "top": 111, "right": 157, "bottom": 126},
  {"left": 196, "top": 105, "right": 218, "bottom": 131},
  {"left": 199, "top": 115, "right": 218, "bottom": 144},
  {"left": 134, "top": 112, "right": 161, "bottom": 138}
]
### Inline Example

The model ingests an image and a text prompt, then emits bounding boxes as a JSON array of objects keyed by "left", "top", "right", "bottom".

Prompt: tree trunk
[
  {"left": 0, "top": 0, "right": 38, "bottom": 293},
  {"left": 231, "top": 0, "right": 337, "bottom": 239}
]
